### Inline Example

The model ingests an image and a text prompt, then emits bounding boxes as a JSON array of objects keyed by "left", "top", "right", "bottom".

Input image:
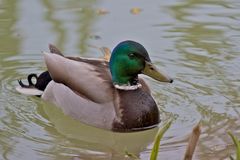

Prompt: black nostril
[{"left": 170, "top": 79, "right": 174, "bottom": 83}]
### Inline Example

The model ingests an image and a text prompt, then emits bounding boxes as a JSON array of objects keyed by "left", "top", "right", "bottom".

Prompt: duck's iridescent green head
[{"left": 109, "top": 40, "right": 173, "bottom": 90}]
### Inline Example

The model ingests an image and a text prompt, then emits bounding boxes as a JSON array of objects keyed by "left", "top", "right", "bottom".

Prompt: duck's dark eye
[{"left": 128, "top": 53, "right": 135, "bottom": 59}]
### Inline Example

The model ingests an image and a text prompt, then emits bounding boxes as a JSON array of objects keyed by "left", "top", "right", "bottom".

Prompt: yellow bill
[{"left": 142, "top": 61, "right": 173, "bottom": 83}]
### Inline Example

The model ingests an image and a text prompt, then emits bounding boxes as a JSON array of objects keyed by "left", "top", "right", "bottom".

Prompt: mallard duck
[{"left": 17, "top": 40, "right": 173, "bottom": 132}]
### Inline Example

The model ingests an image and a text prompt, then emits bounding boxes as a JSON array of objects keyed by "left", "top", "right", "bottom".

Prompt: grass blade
[
  {"left": 150, "top": 120, "right": 172, "bottom": 160},
  {"left": 228, "top": 132, "right": 240, "bottom": 160},
  {"left": 184, "top": 122, "right": 201, "bottom": 160}
]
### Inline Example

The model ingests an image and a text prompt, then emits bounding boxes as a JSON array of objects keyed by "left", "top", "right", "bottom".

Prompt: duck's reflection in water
[{"left": 39, "top": 101, "right": 159, "bottom": 160}]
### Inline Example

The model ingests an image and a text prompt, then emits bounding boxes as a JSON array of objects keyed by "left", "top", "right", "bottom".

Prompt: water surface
[{"left": 0, "top": 0, "right": 240, "bottom": 159}]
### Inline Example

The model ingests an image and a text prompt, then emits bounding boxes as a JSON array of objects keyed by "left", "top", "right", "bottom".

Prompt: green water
[{"left": 0, "top": 0, "right": 240, "bottom": 159}]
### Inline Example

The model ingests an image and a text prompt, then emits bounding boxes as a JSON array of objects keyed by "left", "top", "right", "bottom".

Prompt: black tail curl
[
  {"left": 18, "top": 71, "right": 52, "bottom": 91},
  {"left": 18, "top": 44, "right": 61, "bottom": 93},
  {"left": 18, "top": 73, "right": 37, "bottom": 88}
]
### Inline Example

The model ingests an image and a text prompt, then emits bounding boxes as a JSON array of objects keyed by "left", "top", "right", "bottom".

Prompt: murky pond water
[{"left": 0, "top": 0, "right": 240, "bottom": 159}]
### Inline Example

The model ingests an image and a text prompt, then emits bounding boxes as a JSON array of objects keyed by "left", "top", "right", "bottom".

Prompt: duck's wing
[
  {"left": 43, "top": 52, "right": 114, "bottom": 103},
  {"left": 49, "top": 44, "right": 64, "bottom": 56}
]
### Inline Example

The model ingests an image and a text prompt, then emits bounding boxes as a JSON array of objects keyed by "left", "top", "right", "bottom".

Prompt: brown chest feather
[{"left": 112, "top": 89, "right": 160, "bottom": 132}]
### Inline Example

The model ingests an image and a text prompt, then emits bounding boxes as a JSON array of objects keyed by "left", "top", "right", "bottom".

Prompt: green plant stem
[
  {"left": 228, "top": 132, "right": 240, "bottom": 160},
  {"left": 150, "top": 120, "right": 172, "bottom": 160}
]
